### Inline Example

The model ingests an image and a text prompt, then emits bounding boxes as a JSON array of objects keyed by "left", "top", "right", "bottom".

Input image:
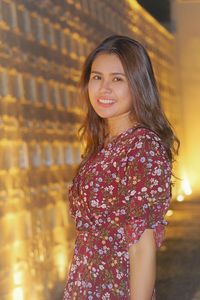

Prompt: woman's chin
[
  {"left": 97, "top": 113, "right": 116, "bottom": 119},
  {"left": 93, "top": 109, "right": 114, "bottom": 119}
]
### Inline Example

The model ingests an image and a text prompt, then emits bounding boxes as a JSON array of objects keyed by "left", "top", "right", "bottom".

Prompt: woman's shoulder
[
  {"left": 124, "top": 125, "right": 169, "bottom": 159},
  {"left": 126, "top": 126, "right": 161, "bottom": 145}
]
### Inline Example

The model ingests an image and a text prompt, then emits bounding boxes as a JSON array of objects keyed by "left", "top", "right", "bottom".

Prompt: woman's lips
[{"left": 97, "top": 98, "right": 116, "bottom": 107}]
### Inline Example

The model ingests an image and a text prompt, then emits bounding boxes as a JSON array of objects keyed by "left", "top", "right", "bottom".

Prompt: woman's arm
[{"left": 129, "top": 229, "right": 157, "bottom": 300}]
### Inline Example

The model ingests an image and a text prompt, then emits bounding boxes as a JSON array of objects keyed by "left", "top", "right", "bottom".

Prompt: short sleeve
[{"left": 123, "top": 130, "right": 172, "bottom": 250}]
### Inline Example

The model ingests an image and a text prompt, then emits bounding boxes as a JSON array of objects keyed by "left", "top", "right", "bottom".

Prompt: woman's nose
[{"left": 99, "top": 79, "right": 112, "bottom": 92}]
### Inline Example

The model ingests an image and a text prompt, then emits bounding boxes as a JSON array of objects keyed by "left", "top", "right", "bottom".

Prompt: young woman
[{"left": 63, "top": 35, "right": 179, "bottom": 300}]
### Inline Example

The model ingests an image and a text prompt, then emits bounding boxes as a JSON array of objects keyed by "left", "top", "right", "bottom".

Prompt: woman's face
[{"left": 88, "top": 53, "right": 133, "bottom": 120}]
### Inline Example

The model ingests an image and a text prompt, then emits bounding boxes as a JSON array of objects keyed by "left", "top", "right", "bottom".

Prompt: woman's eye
[
  {"left": 91, "top": 75, "right": 101, "bottom": 80},
  {"left": 113, "top": 77, "right": 122, "bottom": 82}
]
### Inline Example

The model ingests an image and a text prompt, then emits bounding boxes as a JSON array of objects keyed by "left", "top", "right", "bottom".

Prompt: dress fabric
[{"left": 63, "top": 125, "right": 172, "bottom": 300}]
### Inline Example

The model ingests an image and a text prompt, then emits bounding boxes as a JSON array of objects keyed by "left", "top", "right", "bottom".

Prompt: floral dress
[{"left": 63, "top": 125, "right": 172, "bottom": 300}]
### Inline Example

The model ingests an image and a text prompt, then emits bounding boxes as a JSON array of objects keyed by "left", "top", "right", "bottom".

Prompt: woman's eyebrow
[{"left": 90, "top": 71, "right": 126, "bottom": 76}]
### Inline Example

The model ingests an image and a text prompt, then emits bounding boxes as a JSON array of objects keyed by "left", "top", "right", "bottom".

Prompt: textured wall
[{"left": 172, "top": 0, "right": 200, "bottom": 198}]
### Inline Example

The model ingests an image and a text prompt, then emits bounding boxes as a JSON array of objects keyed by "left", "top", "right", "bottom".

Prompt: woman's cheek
[{"left": 90, "top": 82, "right": 100, "bottom": 97}]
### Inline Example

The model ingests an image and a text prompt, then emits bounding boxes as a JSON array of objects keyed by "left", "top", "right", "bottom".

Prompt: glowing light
[
  {"left": 182, "top": 178, "right": 192, "bottom": 195},
  {"left": 54, "top": 248, "right": 68, "bottom": 280},
  {"left": 13, "top": 287, "right": 24, "bottom": 300},
  {"left": 177, "top": 194, "right": 184, "bottom": 202},
  {"left": 166, "top": 209, "right": 174, "bottom": 217},
  {"left": 13, "top": 270, "right": 23, "bottom": 285}
]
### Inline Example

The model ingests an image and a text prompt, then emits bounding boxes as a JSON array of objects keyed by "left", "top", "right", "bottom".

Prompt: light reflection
[
  {"left": 182, "top": 178, "right": 192, "bottom": 196},
  {"left": 13, "top": 287, "right": 24, "bottom": 300},
  {"left": 13, "top": 270, "right": 23, "bottom": 285},
  {"left": 54, "top": 246, "right": 68, "bottom": 280},
  {"left": 177, "top": 194, "right": 184, "bottom": 202},
  {"left": 166, "top": 209, "right": 174, "bottom": 217}
]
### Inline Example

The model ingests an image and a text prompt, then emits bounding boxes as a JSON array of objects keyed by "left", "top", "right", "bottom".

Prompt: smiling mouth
[{"left": 97, "top": 98, "right": 116, "bottom": 106}]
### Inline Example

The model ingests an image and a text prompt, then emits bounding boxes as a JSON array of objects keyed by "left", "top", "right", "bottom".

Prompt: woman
[{"left": 63, "top": 35, "right": 179, "bottom": 300}]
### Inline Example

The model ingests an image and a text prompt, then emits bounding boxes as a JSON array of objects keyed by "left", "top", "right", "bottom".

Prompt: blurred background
[{"left": 0, "top": 0, "right": 199, "bottom": 299}]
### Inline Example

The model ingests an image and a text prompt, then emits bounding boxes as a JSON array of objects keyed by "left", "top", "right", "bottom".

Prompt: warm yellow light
[
  {"left": 177, "top": 194, "right": 184, "bottom": 202},
  {"left": 166, "top": 209, "right": 174, "bottom": 217},
  {"left": 13, "top": 287, "right": 24, "bottom": 300},
  {"left": 13, "top": 270, "right": 23, "bottom": 285},
  {"left": 182, "top": 178, "right": 192, "bottom": 195},
  {"left": 54, "top": 250, "right": 67, "bottom": 280}
]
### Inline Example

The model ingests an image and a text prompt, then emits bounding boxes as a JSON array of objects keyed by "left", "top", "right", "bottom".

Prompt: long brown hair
[{"left": 76, "top": 35, "right": 180, "bottom": 173}]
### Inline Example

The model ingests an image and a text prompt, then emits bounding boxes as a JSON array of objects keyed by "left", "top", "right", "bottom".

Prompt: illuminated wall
[
  {"left": 172, "top": 0, "right": 200, "bottom": 198},
  {"left": 0, "top": 0, "right": 179, "bottom": 299}
]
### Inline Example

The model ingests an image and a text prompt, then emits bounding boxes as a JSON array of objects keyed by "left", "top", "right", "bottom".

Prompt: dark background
[{"left": 138, "top": 0, "right": 171, "bottom": 29}]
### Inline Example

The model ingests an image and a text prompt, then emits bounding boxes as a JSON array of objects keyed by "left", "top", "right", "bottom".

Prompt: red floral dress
[{"left": 63, "top": 125, "right": 172, "bottom": 300}]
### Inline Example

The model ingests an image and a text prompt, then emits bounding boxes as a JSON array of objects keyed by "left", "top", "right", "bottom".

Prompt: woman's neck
[{"left": 105, "top": 111, "right": 137, "bottom": 136}]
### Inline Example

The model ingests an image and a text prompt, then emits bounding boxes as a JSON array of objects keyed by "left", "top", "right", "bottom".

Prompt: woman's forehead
[{"left": 91, "top": 53, "right": 124, "bottom": 72}]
